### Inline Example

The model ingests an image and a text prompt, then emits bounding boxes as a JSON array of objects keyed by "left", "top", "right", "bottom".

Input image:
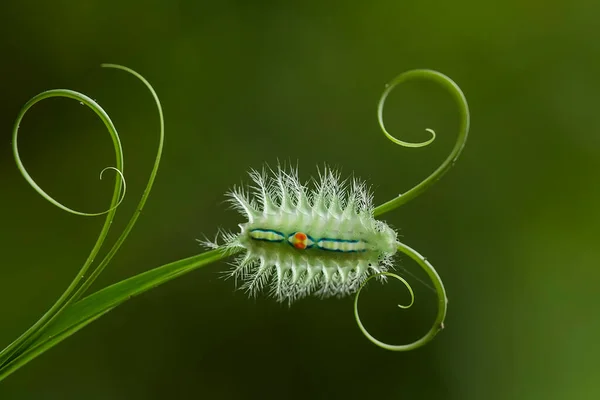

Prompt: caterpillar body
[{"left": 218, "top": 166, "right": 399, "bottom": 303}]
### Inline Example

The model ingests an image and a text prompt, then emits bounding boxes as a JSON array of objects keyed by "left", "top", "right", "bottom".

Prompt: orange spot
[
  {"left": 295, "top": 232, "right": 307, "bottom": 241},
  {"left": 294, "top": 242, "right": 307, "bottom": 250}
]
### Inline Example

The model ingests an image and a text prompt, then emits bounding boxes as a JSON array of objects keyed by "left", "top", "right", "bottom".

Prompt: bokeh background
[{"left": 1, "top": 1, "right": 599, "bottom": 399}]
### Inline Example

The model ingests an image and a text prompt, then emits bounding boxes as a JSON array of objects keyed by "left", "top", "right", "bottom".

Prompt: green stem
[{"left": 0, "top": 249, "right": 232, "bottom": 382}]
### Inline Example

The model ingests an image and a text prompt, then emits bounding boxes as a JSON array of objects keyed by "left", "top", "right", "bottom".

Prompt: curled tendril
[
  {"left": 12, "top": 89, "right": 125, "bottom": 216},
  {"left": 373, "top": 69, "right": 470, "bottom": 217},
  {"left": 100, "top": 166, "right": 126, "bottom": 192},
  {"left": 378, "top": 86, "right": 436, "bottom": 148},
  {"left": 99, "top": 167, "right": 127, "bottom": 210},
  {"left": 356, "top": 272, "right": 415, "bottom": 308},
  {"left": 354, "top": 69, "right": 469, "bottom": 350},
  {"left": 354, "top": 243, "right": 447, "bottom": 351}
]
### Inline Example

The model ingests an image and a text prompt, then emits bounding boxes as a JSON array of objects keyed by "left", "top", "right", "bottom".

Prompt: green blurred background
[{"left": 1, "top": 0, "right": 599, "bottom": 399}]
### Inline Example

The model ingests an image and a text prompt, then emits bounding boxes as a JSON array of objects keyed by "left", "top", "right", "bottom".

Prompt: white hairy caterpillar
[
  {"left": 215, "top": 166, "right": 399, "bottom": 302},
  {"left": 197, "top": 69, "right": 469, "bottom": 351}
]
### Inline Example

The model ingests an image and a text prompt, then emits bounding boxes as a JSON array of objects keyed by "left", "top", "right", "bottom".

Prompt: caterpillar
[
  {"left": 197, "top": 69, "right": 469, "bottom": 351},
  {"left": 213, "top": 165, "right": 399, "bottom": 303}
]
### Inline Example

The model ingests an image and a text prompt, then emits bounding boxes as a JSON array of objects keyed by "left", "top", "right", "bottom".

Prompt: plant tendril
[
  {"left": 373, "top": 69, "right": 470, "bottom": 217},
  {"left": 99, "top": 166, "right": 127, "bottom": 207},
  {"left": 354, "top": 272, "right": 415, "bottom": 342},
  {"left": 354, "top": 243, "right": 447, "bottom": 351},
  {"left": 12, "top": 90, "right": 125, "bottom": 216},
  {"left": 355, "top": 272, "right": 413, "bottom": 313}
]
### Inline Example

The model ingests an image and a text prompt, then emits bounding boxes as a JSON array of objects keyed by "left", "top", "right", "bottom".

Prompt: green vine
[{"left": 0, "top": 66, "right": 469, "bottom": 382}]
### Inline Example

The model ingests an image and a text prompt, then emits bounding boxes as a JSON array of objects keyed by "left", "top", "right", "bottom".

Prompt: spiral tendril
[
  {"left": 12, "top": 90, "right": 125, "bottom": 216},
  {"left": 373, "top": 69, "right": 470, "bottom": 217},
  {"left": 354, "top": 243, "right": 448, "bottom": 351}
]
